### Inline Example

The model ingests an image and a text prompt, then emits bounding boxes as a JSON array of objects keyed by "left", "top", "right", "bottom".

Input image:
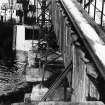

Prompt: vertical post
[
  {"left": 34, "top": 0, "right": 36, "bottom": 23},
  {"left": 71, "top": 44, "right": 87, "bottom": 102},
  {"left": 11, "top": 0, "right": 13, "bottom": 21},
  {"left": 42, "top": 63, "right": 45, "bottom": 83},
  {"left": 88, "top": 0, "right": 90, "bottom": 14},
  {"left": 36, "top": 0, "right": 38, "bottom": 23},
  {"left": 84, "top": 0, "right": 86, "bottom": 9},
  {"left": 101, "top": 0, "right": 104, "bottom": 26},
  {"left": 94, "top": 0, "right": 96, "bottom": 21},
  {"left": 1, "top": 16, "right": 3, "bottom": 22},
  {"left": 32, "top": 26, "right": 34, "bottom": 47},
  {"left": 34, "top": 0, "right": 35, "bottom": 5},
  {"left": 8, "top": 0, "right": 10, "bottom": 8},
  {"left": 8, "top": 0, "right": 11, "bottom": 21},
  {"left": 41, "top": 0, "right": 46, "bottom": 27},
  {"left": 5, "top": 7, "right": 6, "bottom": 22},
  {"left": 22, "top": 0, "right": 29, "bottom": 24},
  {"left": 64, "top": 80, "right": 67, "bottom": 101}
]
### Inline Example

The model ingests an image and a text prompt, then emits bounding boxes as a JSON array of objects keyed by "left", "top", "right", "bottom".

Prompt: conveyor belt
[
  {"left": 40, "top": 0, "right": 105, "bottom": 102},
  {"left": 60, "top": 0, "right": 105, "bottom": 80}
]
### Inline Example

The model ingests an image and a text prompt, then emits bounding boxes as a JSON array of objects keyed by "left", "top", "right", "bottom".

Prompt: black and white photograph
[{"left": 0, "top": 0, "right": 105, "bottom": 105}]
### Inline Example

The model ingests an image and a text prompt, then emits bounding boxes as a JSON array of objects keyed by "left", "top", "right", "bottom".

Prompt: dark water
[{"left": 0, "top": 50, "right": 33, "bottom": 104}]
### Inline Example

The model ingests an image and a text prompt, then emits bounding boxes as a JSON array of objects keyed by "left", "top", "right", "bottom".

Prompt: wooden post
[
  {"left": 71, "top": 44, "right": 100, "bottom": 102},
  {"left": 71, "top": 45, "right": 87, "bottom": 102}
]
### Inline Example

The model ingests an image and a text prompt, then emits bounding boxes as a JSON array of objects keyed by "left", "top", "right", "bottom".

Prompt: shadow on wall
[{"left": 0, "top": 21, "right": 13, "bottom": 59}]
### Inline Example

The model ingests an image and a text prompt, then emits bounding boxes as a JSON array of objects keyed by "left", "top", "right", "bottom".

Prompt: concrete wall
[{"left": 15, "top": 25, "right": 38, "bottom": 51}]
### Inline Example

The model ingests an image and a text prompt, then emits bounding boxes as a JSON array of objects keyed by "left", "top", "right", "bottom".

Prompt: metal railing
[{"left": 78, "top": 0, "right": 105, "bottom": 27}]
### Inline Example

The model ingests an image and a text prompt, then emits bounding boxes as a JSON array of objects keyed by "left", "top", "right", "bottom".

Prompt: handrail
[
  {"left": 56, "top": 0, "right": 105, "bottom": 79},
  {"left": 79, "top": 0, "right": 105, "bottom": 27}
]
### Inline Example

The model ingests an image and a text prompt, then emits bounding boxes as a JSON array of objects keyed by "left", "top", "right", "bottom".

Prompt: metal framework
[{"left": 78, "top": 0, "right": 105, "bottom": 27}]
